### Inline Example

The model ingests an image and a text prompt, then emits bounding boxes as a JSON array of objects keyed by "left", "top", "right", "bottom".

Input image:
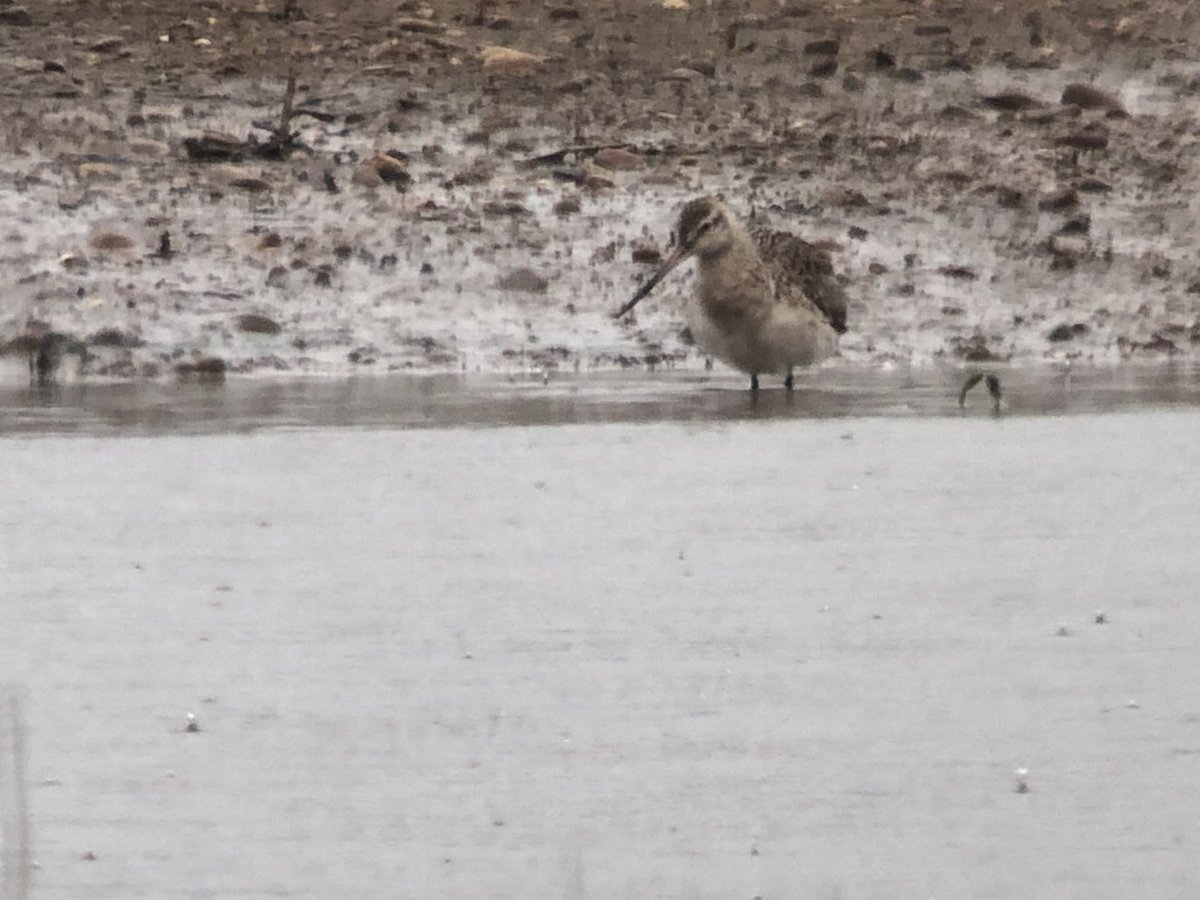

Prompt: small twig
[
  {"left": 250, "top": 70, "right": 311, "bottom": 160},
  {"left": 277, "top": 70, "right": 296, "bottom": 143},
  {"left": 523, "top": 143, "right": 631, "bottom": 167}
]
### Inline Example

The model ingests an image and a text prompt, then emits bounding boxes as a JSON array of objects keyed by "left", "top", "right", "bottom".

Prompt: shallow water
[
  {"left": 5, "top": 363, "right": 1200, "bottom": 435},
  {"left": 3, "top": 374, "right": 1200, "bottom": 899}
]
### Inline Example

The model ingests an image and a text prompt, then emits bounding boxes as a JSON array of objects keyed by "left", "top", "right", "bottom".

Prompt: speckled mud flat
[
  {"left": 4, "top": 372, "right": 1200, "bottom": 899},
  {"left": 5, "top": 0, "right": 1200, "bottom": 381}
]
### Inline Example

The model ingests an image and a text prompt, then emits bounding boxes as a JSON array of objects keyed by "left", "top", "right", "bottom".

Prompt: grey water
[
  {"left": 3, "top": 369, "right": 1200, "bottom": 899},
  {"left": 4, "top": 364, "right": 1200, "bottom": 435}
]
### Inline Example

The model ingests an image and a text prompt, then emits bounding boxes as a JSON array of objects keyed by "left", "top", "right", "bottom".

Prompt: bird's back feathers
[{"left": 751, "top": 227, "right": 848, "bottom": 335}]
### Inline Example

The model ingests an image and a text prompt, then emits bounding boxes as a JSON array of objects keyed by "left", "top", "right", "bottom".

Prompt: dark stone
[
  {"left": 1057, "top": 215, "right": 1090, "bottom": 236},
  {"left": 1038, "top": 188, "right": 1079, "bottom": 211},
  {"left": 482, "top": 200, "right": 531, "bottom": 218},
  {"left": 803, "top": 38, "right": 840, "bottom": 56},
  {"left": 497, "top": 267, "right": 549, "bottom": 293},
  {"left": 870, "top": 48, "right": 896, "bottom": 70},
  {"left": 809, "top": 59, "right": 838, "bottom": 78},
  {"left": 1061, "top": 83, "right": 1124, "bottom": 113},
  {"left": 175, "top": 356, "right": 227, "bottom": 380},
  {"left": 1047, "top": 323, "right": 1089, "bottom": 342},
  {"left": 0, "top": 6, "right": 34, "bottom": 26},
  {"left": 1055, "top": 132, "right": 1108, "bottom": 151},
  {"left": 236, "top": 314, "right": 282, "bottom": 335},
  {"left": 981, "top": 91, "right": 1043, "bottom": 111},
  {"left": 995, "top": 186, "right": 1024, "bottom": 208},
  {"left": 89, "top": 327, "right": 143, "bottom": 348},
  {"left": 183, "top": 133, "right": 244, "bottom": 162},
  {"left": 938, "top": 265, "right": 978, "bottom": 280}
]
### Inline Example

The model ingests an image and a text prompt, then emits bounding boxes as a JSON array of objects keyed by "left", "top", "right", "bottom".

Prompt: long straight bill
[{"left": 612, "top": 246, "right": 688, "bottom": 319}]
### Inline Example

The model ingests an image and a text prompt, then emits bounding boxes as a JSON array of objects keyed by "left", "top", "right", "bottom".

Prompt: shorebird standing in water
[{"left": 614, "top": 196, "right": 848, "bottom": 392}]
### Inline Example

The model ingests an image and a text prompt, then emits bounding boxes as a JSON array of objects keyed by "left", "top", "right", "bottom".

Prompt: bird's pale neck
[
  {"left": 695, "top": 224, "right": 760, "bottom": 270},
  {"left": 694, "top": 230, "right": 770, "bottom": 308}
]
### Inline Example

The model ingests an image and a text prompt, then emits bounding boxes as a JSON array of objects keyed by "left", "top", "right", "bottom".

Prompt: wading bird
[{"left": 614, "top": 196, "right": 848, "bottom": 392}]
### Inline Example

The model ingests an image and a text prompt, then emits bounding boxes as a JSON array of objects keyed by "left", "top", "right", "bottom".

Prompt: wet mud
[{"left": 3, "top": 0, "right": 1200, "bottom": 381}]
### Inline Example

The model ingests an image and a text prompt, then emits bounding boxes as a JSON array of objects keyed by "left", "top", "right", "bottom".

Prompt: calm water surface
[
  {"left": 3, "top": 369, "right": 1200, "bottom": 899},
  {"left": 3, "top": 364, "right": 1200, "bottom": 434}
]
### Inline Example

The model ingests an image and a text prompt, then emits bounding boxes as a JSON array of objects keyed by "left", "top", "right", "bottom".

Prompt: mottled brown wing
[{"left": 752, "top": 228, "right": 848, "bottom": 334}]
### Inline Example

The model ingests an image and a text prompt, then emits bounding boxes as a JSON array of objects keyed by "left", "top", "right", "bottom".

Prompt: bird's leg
[
  {"left": 985, "top": 374, "right": 1002, "bottom": 414},
  {"left": 35, "top": 345, "right": 54, "bottom": 387},
  {"left": 958, "top": 371, "right": 984, "bottom": 408},
  {"left": 959, "top": 371, "right": 1003, "bottom": 414},
  {"left": 750, "top": 373, "right": 759, "bottom": 393},
  {"left": 784, "top": 368, "right": 794, "bottom": 392}
]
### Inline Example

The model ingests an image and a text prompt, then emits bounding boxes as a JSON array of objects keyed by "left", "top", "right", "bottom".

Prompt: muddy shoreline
[{"left": 3, "top": 0, "right": 1200, "bottom": 382}]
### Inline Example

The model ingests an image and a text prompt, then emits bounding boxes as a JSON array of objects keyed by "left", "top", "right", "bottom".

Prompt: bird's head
[{"left": 613, "top": 196, "right": 733, "bottom": 319}]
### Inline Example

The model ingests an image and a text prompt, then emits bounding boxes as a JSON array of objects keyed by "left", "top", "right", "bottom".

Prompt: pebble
[
  {"left": 584, "top": 172, "right": 615, "bottom": 191},
  {"left": 994, "top": 185, "right": 1024, "bottom": 208},
  {"left": 1060, "top": 83, "right": 1125, "bottom": 113},
  {"left": 89, "top": 35, "right": 125, "bottom": 53},
  {"left": 631, "top": 241, "right": 663, "bottom": 264},
  {"left": 482, "top": 200, "right": 531, "bottom": 218},
  {"left": 981, "top": 91, "right": 1043, "bottom": 111},
  {"left": 89, "top": 327, "right": 142, "bottom": 348},
  {"left": 1038, "top": 188, "right": 1079, "bottom": 211},
  {"left": 236, "top": 314, "right": 282, "bottom": 335},
  {"left": 183, "top": 132, "right": 244, "bottom": 162},
  {"left": 553, "top": 195, "right": 581, "bottom": 216},
  {"left": 175, "top": 356, "right": 227, "bottom": 380},
  {"left": 0, "top": 6, "right": 34, "bottom": 26},
  {"left": 480, "top": 46, "right": 543, "bottom": 74},
  {"left": 497, "top": 268, "right": 549, "bottom": 292},
  {"left": 1047, "top": 323, "right": 1089, "bottom": 342},
  {"left": 368, "top": 151, "right": 411, "bottom": 188},
  {"left": 593, "top": 147, "right": 642, "bottom": 171},
  {"left": 938, "top": 265, "right": 978, "bottom": 281},
  {"left": 394, "top": 17, "right": 446, "bottom": 34},
  {"left": 90, "top": 231, "right": 136, "bottom": 252},
  {"left": 78, "top": 162, "right": 122, "bottom": 181},
  {"left": 128, "top": 138, "right": 171, "bottom": 156},
  {"left": 230, "top": 176, "right": 272, "bottom": 195},
  {"left": 803, "top": 38, "right": 840, "bottom": 55},
  {"left": 1055, "top": 131, "right": 1108, "bottom": 151}
]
